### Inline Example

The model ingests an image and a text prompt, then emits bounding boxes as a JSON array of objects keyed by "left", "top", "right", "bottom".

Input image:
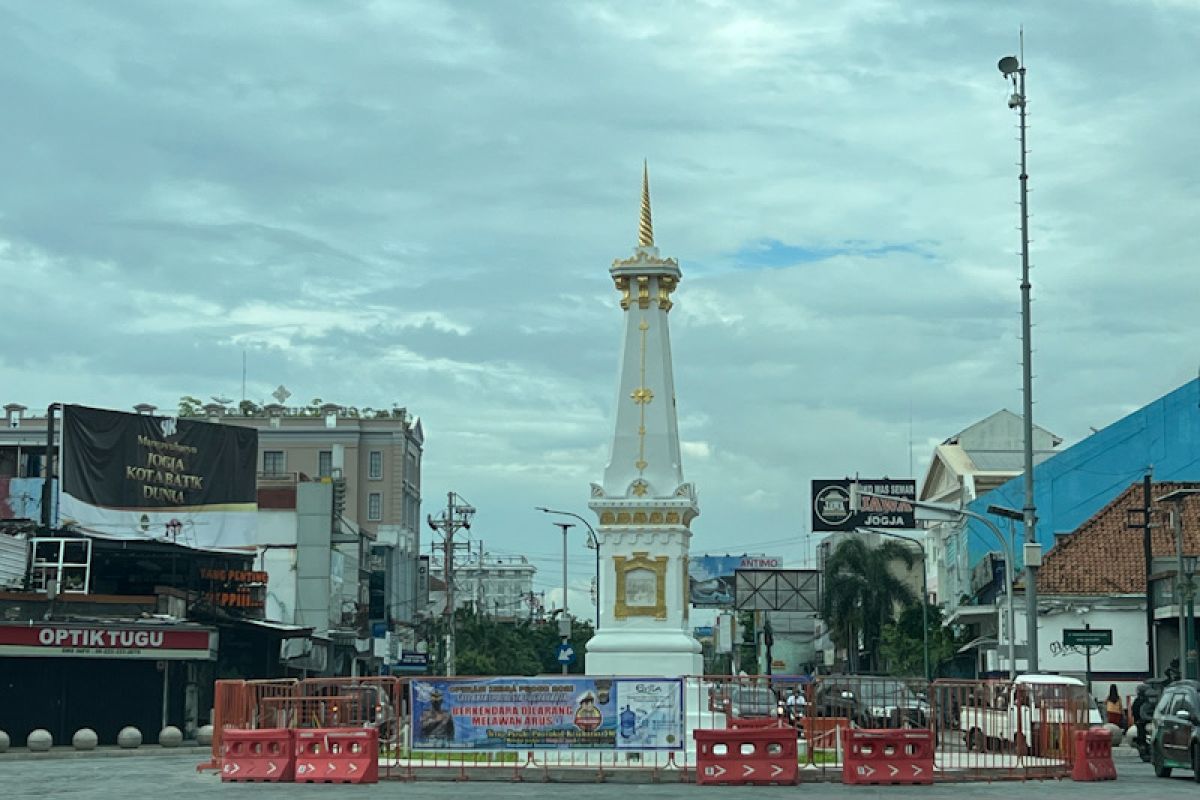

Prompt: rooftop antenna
[{"left": 241, "top": 349, "right": 247, "bottom": 404}]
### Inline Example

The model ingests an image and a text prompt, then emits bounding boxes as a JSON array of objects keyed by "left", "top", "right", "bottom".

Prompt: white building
[{"left": 918, "top": 410, "right": 1060, "bottom": 611}]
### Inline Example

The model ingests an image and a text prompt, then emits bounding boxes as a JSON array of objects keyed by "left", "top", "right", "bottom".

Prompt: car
[
  {"left": 707, "top": 682, "right": 778, "bottom": 719},
  {"left": 814, "top": 677, "right": 929, "bottom": 729},
  {"left": 1150, "top": 679, "right": 1200, "bottom": 780}
]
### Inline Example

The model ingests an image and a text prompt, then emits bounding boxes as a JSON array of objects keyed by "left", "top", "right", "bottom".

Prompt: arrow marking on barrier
[
  {"left": 349, "top": 763, "right": 358, "bottom": 773},
  {"left": 224, "top": 763, "right": 240, "bottom": 774},
  {"left": 770, "top": 764, "right": 784, "bottom": 777},
  {"left": 858, "top": 765, "right": 875, "bottom": 777},
  {"left": 912, "top": 765, "right": 923, "bottom": 776},
  {"left": 708, "top": 765, "right": 727, "bottom": 778},
  {"left": 742, "top": 764, "right": 755, "bottom": 777},
  {"left": 888, "top": 764, "right": 899, "bottom": 776},
  {"left": 266, "top": 762, "right": 277, "bottom": 775},
  {"left": 328, "top": 761, "right": 337, "bottom": 773}
]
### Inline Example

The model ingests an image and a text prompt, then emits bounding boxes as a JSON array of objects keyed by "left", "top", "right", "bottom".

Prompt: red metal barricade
[
  {"left": 842, "top": 728, "right": 934, "bottom": 786},
  {"left": 294, "top": 728, "right": 380, "bottom": 784},
  {"left": 1071, "top": 728, "right": 1117, "bottom": 782},
  {"left": 220, "top": 728, "right": 294, "bottom": 783},
  {"left": 694, "top": 727, "right": 798, "bottom": 786}
]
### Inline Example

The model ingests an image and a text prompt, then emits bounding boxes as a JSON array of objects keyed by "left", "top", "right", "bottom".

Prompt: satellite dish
[{"left": 998, "top": 56, "right": 1020, "bottom": 76}]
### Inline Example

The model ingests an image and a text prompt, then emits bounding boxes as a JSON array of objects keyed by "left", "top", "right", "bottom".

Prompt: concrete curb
[{"left": 0, "top": 745, "right": 210, "bottom": 762}]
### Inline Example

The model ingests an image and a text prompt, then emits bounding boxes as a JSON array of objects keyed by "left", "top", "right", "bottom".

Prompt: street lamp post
[
  {"left": 536, "top": 507, "right": 601, "bottom": 630},
  {"left": 1159, "top": 489, "right": 1200, "bottom": 680},
  {"left": 851, "top": 485, "right": 1017, "bottom": 679},
  {"left": 553, "top": 521, "right": 574, "bottom": 675},
  {"left": 862, "top": 527, "right": 930, "bottom": 681},
  {"left": 999, "top": 45, "right": 1042, "bottom": 673}
]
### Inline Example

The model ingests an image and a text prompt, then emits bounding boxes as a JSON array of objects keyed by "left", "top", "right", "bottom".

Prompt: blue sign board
[
  {"left": 410, "top": 677, "right": 684, "bottom": 751},
  {"left": 556, "top": 643, "right": 576, "bottom": 665}
]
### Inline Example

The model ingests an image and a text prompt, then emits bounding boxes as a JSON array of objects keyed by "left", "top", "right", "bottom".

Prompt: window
[
  {"left": 368, "top": 492, "right": 382, "bottom": 521},
  {"left": 31, "top": 538, "right": 91, "bottom": 593},
  {"left": 369, "top": 451, "right": 383, "bottom": 480},
  {"left": 318, "top": 450, "right": 333, "bottom": 478},
  {"left": 263, "top": 451, "right": 286, "bottom": 474}
]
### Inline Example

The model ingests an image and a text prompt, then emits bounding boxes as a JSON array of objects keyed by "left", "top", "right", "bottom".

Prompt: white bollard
[
  {"left": 158, "top": 726, "right": 183, "bottom": 747},
  {"left": 117, "top": 726, "right": 143, "bottom": 749},
  {"left": 27, "top": 729, "right": 53, "bottom": 752},
  {"left": 196, "top": 725, "right": 213, "bottom": 746},
  {"left": 72, "top": 728, "right": 98, "bottom": 751},
  {"left": 0, "top": 730, "right": 9, "bottom": 753}
]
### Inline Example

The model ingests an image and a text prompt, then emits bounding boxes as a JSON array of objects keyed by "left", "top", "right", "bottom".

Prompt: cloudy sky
[{"left": 3, "top": 1, "right": 1199, "bottom": 606}]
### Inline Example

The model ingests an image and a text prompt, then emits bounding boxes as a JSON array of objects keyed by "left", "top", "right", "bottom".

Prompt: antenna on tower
[{"left": 241, "top": 349, "right": 247, "bottom": 404}]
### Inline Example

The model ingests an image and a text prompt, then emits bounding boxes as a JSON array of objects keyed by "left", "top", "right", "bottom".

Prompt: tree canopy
[{"left": 822, "top": 537, "right": 917, "bottom": 673}]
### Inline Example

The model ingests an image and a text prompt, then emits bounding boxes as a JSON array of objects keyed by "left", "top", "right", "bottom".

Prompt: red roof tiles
[{"left": 1037, "top": 481, "right": 1200, "bottom": 595}]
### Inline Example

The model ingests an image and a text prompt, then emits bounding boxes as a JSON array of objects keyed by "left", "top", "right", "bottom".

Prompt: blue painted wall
[{"left": 963, "top": 378, "right": 1200, "bottom": 570}]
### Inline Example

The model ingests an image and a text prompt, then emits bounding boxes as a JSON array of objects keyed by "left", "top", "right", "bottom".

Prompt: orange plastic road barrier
[
  {"left": 220, "top": 729, "right": 294, "bottom": 783},
  {"left": 294, "top": 728, "right": 380, "bottom": 784},
  {"left": 1071, "top": 728, "right": 1117, "bottom": 782},
  {"left": 841, "top": 728, "right": 934, "bottom": 786},
  {"left": 693, "top": 727, "right": 798, "bottom": 786}
]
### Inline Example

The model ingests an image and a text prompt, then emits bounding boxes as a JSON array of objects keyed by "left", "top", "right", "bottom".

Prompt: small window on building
[
  {"left": 31, "top": 537, "right": 91, "bottom": 594},
  {"left": 318, "top": 450, "right": 333, "bottom": 478},
  {"left": 368, "top": 492, "right": 382, "bottom": 521},
  {"left": 263, "top": 451, "right": 286, "bottom": 474},
  {"left": 369, "top": 451, "right": 383, "bottom": 480}
]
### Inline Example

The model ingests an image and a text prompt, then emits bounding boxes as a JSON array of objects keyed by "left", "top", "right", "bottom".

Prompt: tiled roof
[{"left": 1038, "top": 481, "right": 1200, "bottom": 595}]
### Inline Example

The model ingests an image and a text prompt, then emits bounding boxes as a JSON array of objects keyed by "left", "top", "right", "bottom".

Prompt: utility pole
[
  {"left": 999, "top": 39, "right": 1040, "bottom": 672},
  {"left": 1127, "top": 471, "right": 1156, "bottom": 676},
  {"left": 427, "top": 492, "right": 475, "bottom": 677}
]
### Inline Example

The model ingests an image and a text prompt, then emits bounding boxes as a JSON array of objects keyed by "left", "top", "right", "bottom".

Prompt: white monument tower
[{"left": 586, "top": 164, "right": 703, "bottom": 677}]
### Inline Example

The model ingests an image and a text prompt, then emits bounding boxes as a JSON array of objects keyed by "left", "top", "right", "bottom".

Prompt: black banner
[
  {"left": 811, "top": 478, "right": 916, "bottom": 531},
  {"left": 59, "top": 405, "right": 258, "bottom": 547}
]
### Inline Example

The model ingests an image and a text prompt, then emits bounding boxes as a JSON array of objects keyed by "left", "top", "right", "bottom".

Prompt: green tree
[
  {"left": 417, "top": 606, "right": 595, "bottom": 676},
  {"left": 823, "top": 538, "right": 917, "bottom": 673},
  {"left": 879, "top": 602, "right": 963, "bottom": 678},
  {"left": 178, "top": 396, "right": 204, "bottom": 417}
]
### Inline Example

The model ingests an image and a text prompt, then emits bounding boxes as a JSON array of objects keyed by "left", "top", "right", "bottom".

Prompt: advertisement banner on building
[
  {"left": 689, "top": 555, "right": 782, "bottom": 607},
  {"left": 811, "top": 478, "right": 916, "bottom": 531},
  {"left": 409, "top": 677, "right": 684, "bottom": 751},
  {"left": 58, "top": 405, "right": 258, "bottom": 549},
  {"left": 0, "top": 623, "right": 217, "bottom": 660}
]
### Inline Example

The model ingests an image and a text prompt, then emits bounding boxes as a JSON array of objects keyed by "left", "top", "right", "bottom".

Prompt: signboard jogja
[
  {"left": 689, "top": 555, "right": 783, "bottom": 607},
  {"left": 0, "top": 623, "right": 217, "bottom": 660},
  {"left": 410, "top": 677, "right": 684, "bottom": 750},
  {"left": 58, "top": 405, "right": 259, "bottom": 548},
  {"left": 811, "top": 478, "right": 916, "bottom": 531}
]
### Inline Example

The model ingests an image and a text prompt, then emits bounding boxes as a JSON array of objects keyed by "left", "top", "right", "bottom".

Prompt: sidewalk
[{"left": 0, "top": 744, "right": 211, "bottom": 761}]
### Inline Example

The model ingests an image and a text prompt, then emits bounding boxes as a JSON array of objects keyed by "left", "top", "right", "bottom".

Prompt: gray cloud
[{"left": 2, "top": 0, "right": 1198, "bottom": 589}]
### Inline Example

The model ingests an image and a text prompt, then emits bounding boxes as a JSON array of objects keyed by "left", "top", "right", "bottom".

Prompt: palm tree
[{"left": 823, "top": 537, "right": 917, "bottom": 673}]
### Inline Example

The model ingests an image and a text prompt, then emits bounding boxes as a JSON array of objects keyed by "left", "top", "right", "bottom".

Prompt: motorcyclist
[{"left": 1131, "top": 684, "right": 1150, "bottom": 757}]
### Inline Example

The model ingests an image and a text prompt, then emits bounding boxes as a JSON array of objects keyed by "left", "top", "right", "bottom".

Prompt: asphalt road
[{"left": 3, "top": 753, "right": 1196, "bottom": 799}]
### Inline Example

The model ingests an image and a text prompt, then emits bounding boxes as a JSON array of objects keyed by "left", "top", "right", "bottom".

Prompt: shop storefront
[{"left": 0, "top": 621, "right": 217, "bottom": 746}]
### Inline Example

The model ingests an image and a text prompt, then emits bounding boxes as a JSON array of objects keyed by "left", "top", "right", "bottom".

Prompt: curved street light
[{"left": 536, "top": 507, "right": 601, "bottom": 630}]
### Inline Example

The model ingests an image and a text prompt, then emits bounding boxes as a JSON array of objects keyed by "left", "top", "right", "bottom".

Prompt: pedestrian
[{"left": 1104, "top": 684, "right": 1124, "bottom": 727}]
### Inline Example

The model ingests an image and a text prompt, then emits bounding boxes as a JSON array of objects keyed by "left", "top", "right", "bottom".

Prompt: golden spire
[{"left": 638, "top": 160, "right": 654, "bottom": 247}]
